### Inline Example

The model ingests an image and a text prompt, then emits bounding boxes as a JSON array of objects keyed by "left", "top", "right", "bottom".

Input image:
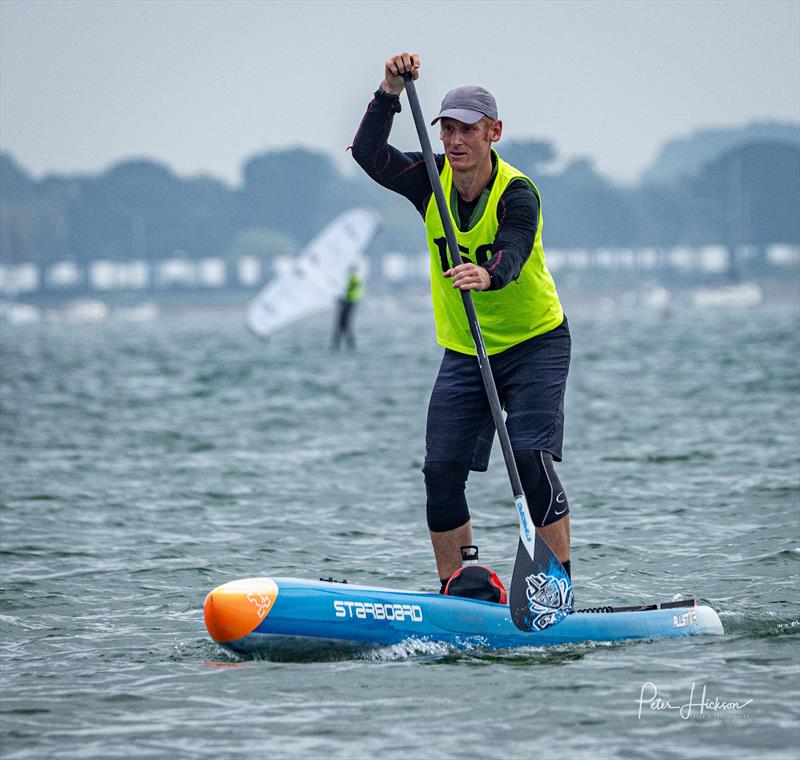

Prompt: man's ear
[{"left": 490, "top": 119, "right": 503, "bottom": 143}]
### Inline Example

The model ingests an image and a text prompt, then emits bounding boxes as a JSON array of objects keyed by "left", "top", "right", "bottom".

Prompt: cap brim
[{"left": 430, "top": 108, "right": 485, "bottom": 126}]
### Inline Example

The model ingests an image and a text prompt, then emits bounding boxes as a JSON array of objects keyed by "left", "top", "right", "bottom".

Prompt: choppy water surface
[{"left": 1, "top": 291, "right": 798, "bottom": 759}]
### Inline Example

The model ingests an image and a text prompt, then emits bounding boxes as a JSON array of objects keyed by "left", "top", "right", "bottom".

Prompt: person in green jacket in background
[{"left": 331, "top": 266, "right": 363, "bottom": 351}]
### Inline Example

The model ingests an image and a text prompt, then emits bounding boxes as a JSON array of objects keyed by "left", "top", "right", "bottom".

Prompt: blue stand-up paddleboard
[{"left": 204, "top": 577, "right": 723, "bottom": 656}]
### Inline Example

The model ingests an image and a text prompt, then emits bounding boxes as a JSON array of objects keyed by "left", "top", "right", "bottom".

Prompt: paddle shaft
[{"left": 402, "top": 74, "right": 524, "bottom": 499}]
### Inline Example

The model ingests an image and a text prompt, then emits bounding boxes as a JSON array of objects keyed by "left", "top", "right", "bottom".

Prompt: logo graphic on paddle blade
[{"left": 525, "top": 572, "right": 574, "bottom": 631}]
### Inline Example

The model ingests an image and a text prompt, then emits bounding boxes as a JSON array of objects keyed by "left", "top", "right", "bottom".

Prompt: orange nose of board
[{"left": 203, "top": 577, "right": 279, "bottom": 643}]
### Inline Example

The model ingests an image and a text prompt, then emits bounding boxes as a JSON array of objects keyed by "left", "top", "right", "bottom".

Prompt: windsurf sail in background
[{"left": 245, "top": 207, "right": 382, "bottom": 339}]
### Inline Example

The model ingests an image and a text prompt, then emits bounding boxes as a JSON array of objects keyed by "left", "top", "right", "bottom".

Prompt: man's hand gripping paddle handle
[{"left": 402, "top": 72, "right": 573, "bottom": 631}]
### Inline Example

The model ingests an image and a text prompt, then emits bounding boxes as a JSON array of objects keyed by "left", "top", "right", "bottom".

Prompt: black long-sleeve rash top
[{"left": 351, "top": 88, "right": 540, "bottom": 290}]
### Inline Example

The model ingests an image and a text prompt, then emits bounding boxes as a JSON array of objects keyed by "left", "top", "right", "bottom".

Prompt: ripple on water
[{"left": 0, "top": 300, "right": 798, "bottom": 758}]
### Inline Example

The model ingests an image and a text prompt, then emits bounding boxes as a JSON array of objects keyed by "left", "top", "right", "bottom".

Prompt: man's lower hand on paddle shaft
[
  {"left": 446, "top": 262, "right": 491, "bottom": 291},
  {"left": 381, "top": 52, "right": 420, "bottom": 95}
]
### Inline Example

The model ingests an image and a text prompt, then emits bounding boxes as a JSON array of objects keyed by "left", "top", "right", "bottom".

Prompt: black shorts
[{"left": 425, "top": 317, "right": 571, "bottom": 470}]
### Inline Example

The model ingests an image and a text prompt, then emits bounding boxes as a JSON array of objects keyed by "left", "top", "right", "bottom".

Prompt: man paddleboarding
[{"left": 352, "top": 52, "right": 572, "bottom": 595}]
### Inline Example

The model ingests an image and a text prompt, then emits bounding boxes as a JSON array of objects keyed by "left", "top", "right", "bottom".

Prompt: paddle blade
[{"left": 509, "top": 537, "right": 574, "bottom": 631}]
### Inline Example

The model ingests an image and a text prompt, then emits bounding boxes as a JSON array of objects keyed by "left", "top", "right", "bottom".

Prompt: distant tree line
[{"left": 1, "top": 124, "right": 798, "bottom": 267}]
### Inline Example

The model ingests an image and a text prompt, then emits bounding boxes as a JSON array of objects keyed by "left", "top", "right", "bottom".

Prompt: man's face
[{"left": 439, "top": 116, "right": 502, "bottom": 172}]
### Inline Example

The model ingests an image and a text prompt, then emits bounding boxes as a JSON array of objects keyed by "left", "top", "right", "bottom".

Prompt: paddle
[{"left": 402, "top": 72, "right": 573, "bottom": 631}]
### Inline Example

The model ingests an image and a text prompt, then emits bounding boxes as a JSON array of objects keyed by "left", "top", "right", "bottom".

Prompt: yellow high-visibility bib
[{"left": 424, "top": 150, "right": 563, "bottom": 355}]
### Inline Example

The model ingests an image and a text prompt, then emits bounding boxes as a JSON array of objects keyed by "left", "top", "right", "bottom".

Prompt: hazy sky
[{"left": 1, "top": 0, "right": 798, "bottom": 185}]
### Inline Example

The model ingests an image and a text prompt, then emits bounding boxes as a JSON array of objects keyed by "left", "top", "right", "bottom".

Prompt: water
[{"left": 1, "top": 291, "right": 799, "bottom": 759}]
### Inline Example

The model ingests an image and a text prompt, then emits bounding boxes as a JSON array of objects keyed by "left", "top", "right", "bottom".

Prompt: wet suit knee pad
[
  {"left": 513, "top": 449, "right": 570, "bottom": 527},
  {"left": 423, "top": 461, "right": 471, "bottom": 532}
]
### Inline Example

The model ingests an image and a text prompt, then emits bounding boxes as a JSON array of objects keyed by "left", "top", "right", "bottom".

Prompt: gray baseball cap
[{"left": 430, "top": 85, "right": 498, "bottom": 126}]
